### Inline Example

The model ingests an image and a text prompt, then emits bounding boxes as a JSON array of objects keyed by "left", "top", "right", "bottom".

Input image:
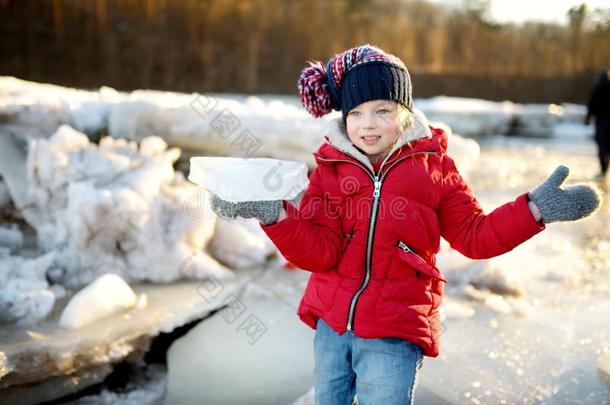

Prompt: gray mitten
[
  {"left": 528, "top": 165, "right": 602, "bottom": 223},
  {"left": 210, "top": 195, "right": 283, "bottom": 225}
]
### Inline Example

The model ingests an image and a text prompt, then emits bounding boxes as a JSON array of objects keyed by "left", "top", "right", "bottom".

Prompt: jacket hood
[{"left": 313, "top": 108, "right": 448, "bottom": 171}]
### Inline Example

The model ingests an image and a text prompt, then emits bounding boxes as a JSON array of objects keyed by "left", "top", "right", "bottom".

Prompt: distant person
[
  {"left": 586, "top": 69, "right": 610, "bottom": 183},
  {"left": 210, "top": 45, "right": 601, "bottom": 404}
]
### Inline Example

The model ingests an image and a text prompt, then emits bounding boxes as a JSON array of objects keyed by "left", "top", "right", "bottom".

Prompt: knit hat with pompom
[{"left": 298, "top": 44, "right": 412, "bottom": 121}]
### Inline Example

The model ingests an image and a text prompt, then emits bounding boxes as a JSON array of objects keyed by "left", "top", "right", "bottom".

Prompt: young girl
[{"left": 211, "top": 45, "right": 601, "bottom": 405}]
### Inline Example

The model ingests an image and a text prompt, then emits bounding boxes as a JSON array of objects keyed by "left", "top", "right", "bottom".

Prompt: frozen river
[{"left": 160, "top": 135, "right": 610, "bottom": 405}]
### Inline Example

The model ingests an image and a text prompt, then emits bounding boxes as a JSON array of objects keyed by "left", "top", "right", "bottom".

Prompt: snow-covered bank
[
  {"left": 0, "top": 77, "right": 594, "bottom": 166},
  {"left": 417, "top": 96, "right": 592, "bottom": 138}
]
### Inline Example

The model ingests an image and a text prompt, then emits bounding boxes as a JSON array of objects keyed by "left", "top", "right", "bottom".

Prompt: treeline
[{"left": 1, "top": 0, "right": 610, "bottom": 103}]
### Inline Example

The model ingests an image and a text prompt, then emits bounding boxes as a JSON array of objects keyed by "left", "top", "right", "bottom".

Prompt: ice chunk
[
  {"left": 22, "top": 125, "right": 244, "bottom": 288},
  {"left": 188, "top": 156, "right": 308, "bottom": 202},
  {"left": 209, "top": 218, "right": 276, "bottom": 269},
  {"left": 0, "top": 278, "right": 55, "bottom": 326},
  {"left": 59, "top": 273, "right": 140, "bottom": 330}
]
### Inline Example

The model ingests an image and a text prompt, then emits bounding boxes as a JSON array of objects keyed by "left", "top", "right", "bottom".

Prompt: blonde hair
[{"left": 393, "top": 104, "right": 414, "bottom": 149}]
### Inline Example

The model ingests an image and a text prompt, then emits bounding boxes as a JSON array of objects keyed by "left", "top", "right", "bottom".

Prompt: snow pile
[
  {"left": 59, "top": 273, "right": 146, "bottom": 330},
  {"left": 0, "top": 133, "right": 29, "bottom": 215},
  {"left": 106, "top": 91, "right": 332, "bottom": 166},
  {"left": 0, "top": 123, "right": 278, "bottom": 325},
  {"left": 24, "top": 124, "right": 235, "bottom": 289},
  {"left": 511, "top": 103, "right": 563, "bottom": 137},
  {"left": 418, "top": 96, "right": 516, "bottom": 136},
  {"left": 419, "top": 96, "right": 579, "bottom": 137},
  {"left": 553, "top": 122, "right": 594, "bottom": 140},
  {"left": 0, "top": 224, "right": 23, "bottom": 251},
  {"left": 208, "top": 219, "right": 277, "bottom": 269},
  {"left": 0, "top": 250, "right": 57, "bottom": 325},
  {"left": 560, "top": 103, "right": 588, "bottom": 124},
  {"left": 0, "top": 76, "right": 124, "bottom": 135}
]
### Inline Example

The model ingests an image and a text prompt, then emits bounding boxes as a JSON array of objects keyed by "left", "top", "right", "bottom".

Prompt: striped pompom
[{"left": 298, "top": 61, "right": 332, "bottom": 118}]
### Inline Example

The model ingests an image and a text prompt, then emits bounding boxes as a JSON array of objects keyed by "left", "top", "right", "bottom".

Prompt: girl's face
[{"left": 345, "top": 99, "right": 402, "bottom": 162}]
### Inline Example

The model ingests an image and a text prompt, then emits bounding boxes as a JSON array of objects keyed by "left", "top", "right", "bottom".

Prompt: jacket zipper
[
  {"left": 397, "top": 240, "right": 425, "bottom": 261},
  {"left": 317, "top": 150, "right": 437, "bottom": 332}
]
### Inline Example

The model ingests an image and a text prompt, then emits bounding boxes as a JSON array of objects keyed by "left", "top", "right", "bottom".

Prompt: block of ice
[
  {"left": 59, "top": 273, "right": 140, "bottom": 329},
  {"left": 188, "top": 157, "right": 308, "bottom": 202}
]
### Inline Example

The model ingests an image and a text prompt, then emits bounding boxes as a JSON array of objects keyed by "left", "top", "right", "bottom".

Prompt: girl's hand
[
  {"left": 528, "top": 165, "right": 602, "bottom": 223},
  {"left": 210, "top": 195, "right": 284, "bottom": 225}
]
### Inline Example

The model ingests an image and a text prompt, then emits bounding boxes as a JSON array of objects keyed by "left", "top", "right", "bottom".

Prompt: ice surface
[
  {"left": 165, "top": 265, "right": 314, "bottom": 405},
  {"left": 58, "top": 273, "right": 141, "bottom": 330},
  {"left": 0, "top": 276, "right": 249, "bottom": 402}
]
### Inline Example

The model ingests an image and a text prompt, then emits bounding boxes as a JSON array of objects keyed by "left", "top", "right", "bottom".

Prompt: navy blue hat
[
  {"left": 339, "top": 60, "right": 411, "bottom": 122},
  {"left": 298, "top": 44, "right": 412, "bottom": 120}
]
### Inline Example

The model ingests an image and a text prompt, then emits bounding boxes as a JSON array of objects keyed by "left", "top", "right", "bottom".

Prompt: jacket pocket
[{"left": 396, "top": 240, "right": 447, "bottom": 283}]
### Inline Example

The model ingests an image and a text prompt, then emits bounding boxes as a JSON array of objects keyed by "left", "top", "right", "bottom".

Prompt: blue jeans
[{"left": 314, "top": 318, "right": 424, "bottom": 405}]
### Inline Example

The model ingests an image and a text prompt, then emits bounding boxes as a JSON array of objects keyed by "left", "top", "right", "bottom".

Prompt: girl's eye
[
  {"left": 377, "top": 109, "right": 390, "bottom": 114},
  {"left": 349, "top": 111, "right": 360, "bottom": 116}
]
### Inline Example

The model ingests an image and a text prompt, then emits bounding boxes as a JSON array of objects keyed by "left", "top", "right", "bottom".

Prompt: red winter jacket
[{"left": 260, "top": 114, "right": 545, "bottom": 357}]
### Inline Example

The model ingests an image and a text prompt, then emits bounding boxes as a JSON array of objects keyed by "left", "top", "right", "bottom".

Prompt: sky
[{"left": 434, "top": 0, "right": 609, "bottom": 24}]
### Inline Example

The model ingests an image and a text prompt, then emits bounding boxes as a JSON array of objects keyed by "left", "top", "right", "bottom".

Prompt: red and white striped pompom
[{"left": 298, "top": 61, "right": 332, "bottom": 118}]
